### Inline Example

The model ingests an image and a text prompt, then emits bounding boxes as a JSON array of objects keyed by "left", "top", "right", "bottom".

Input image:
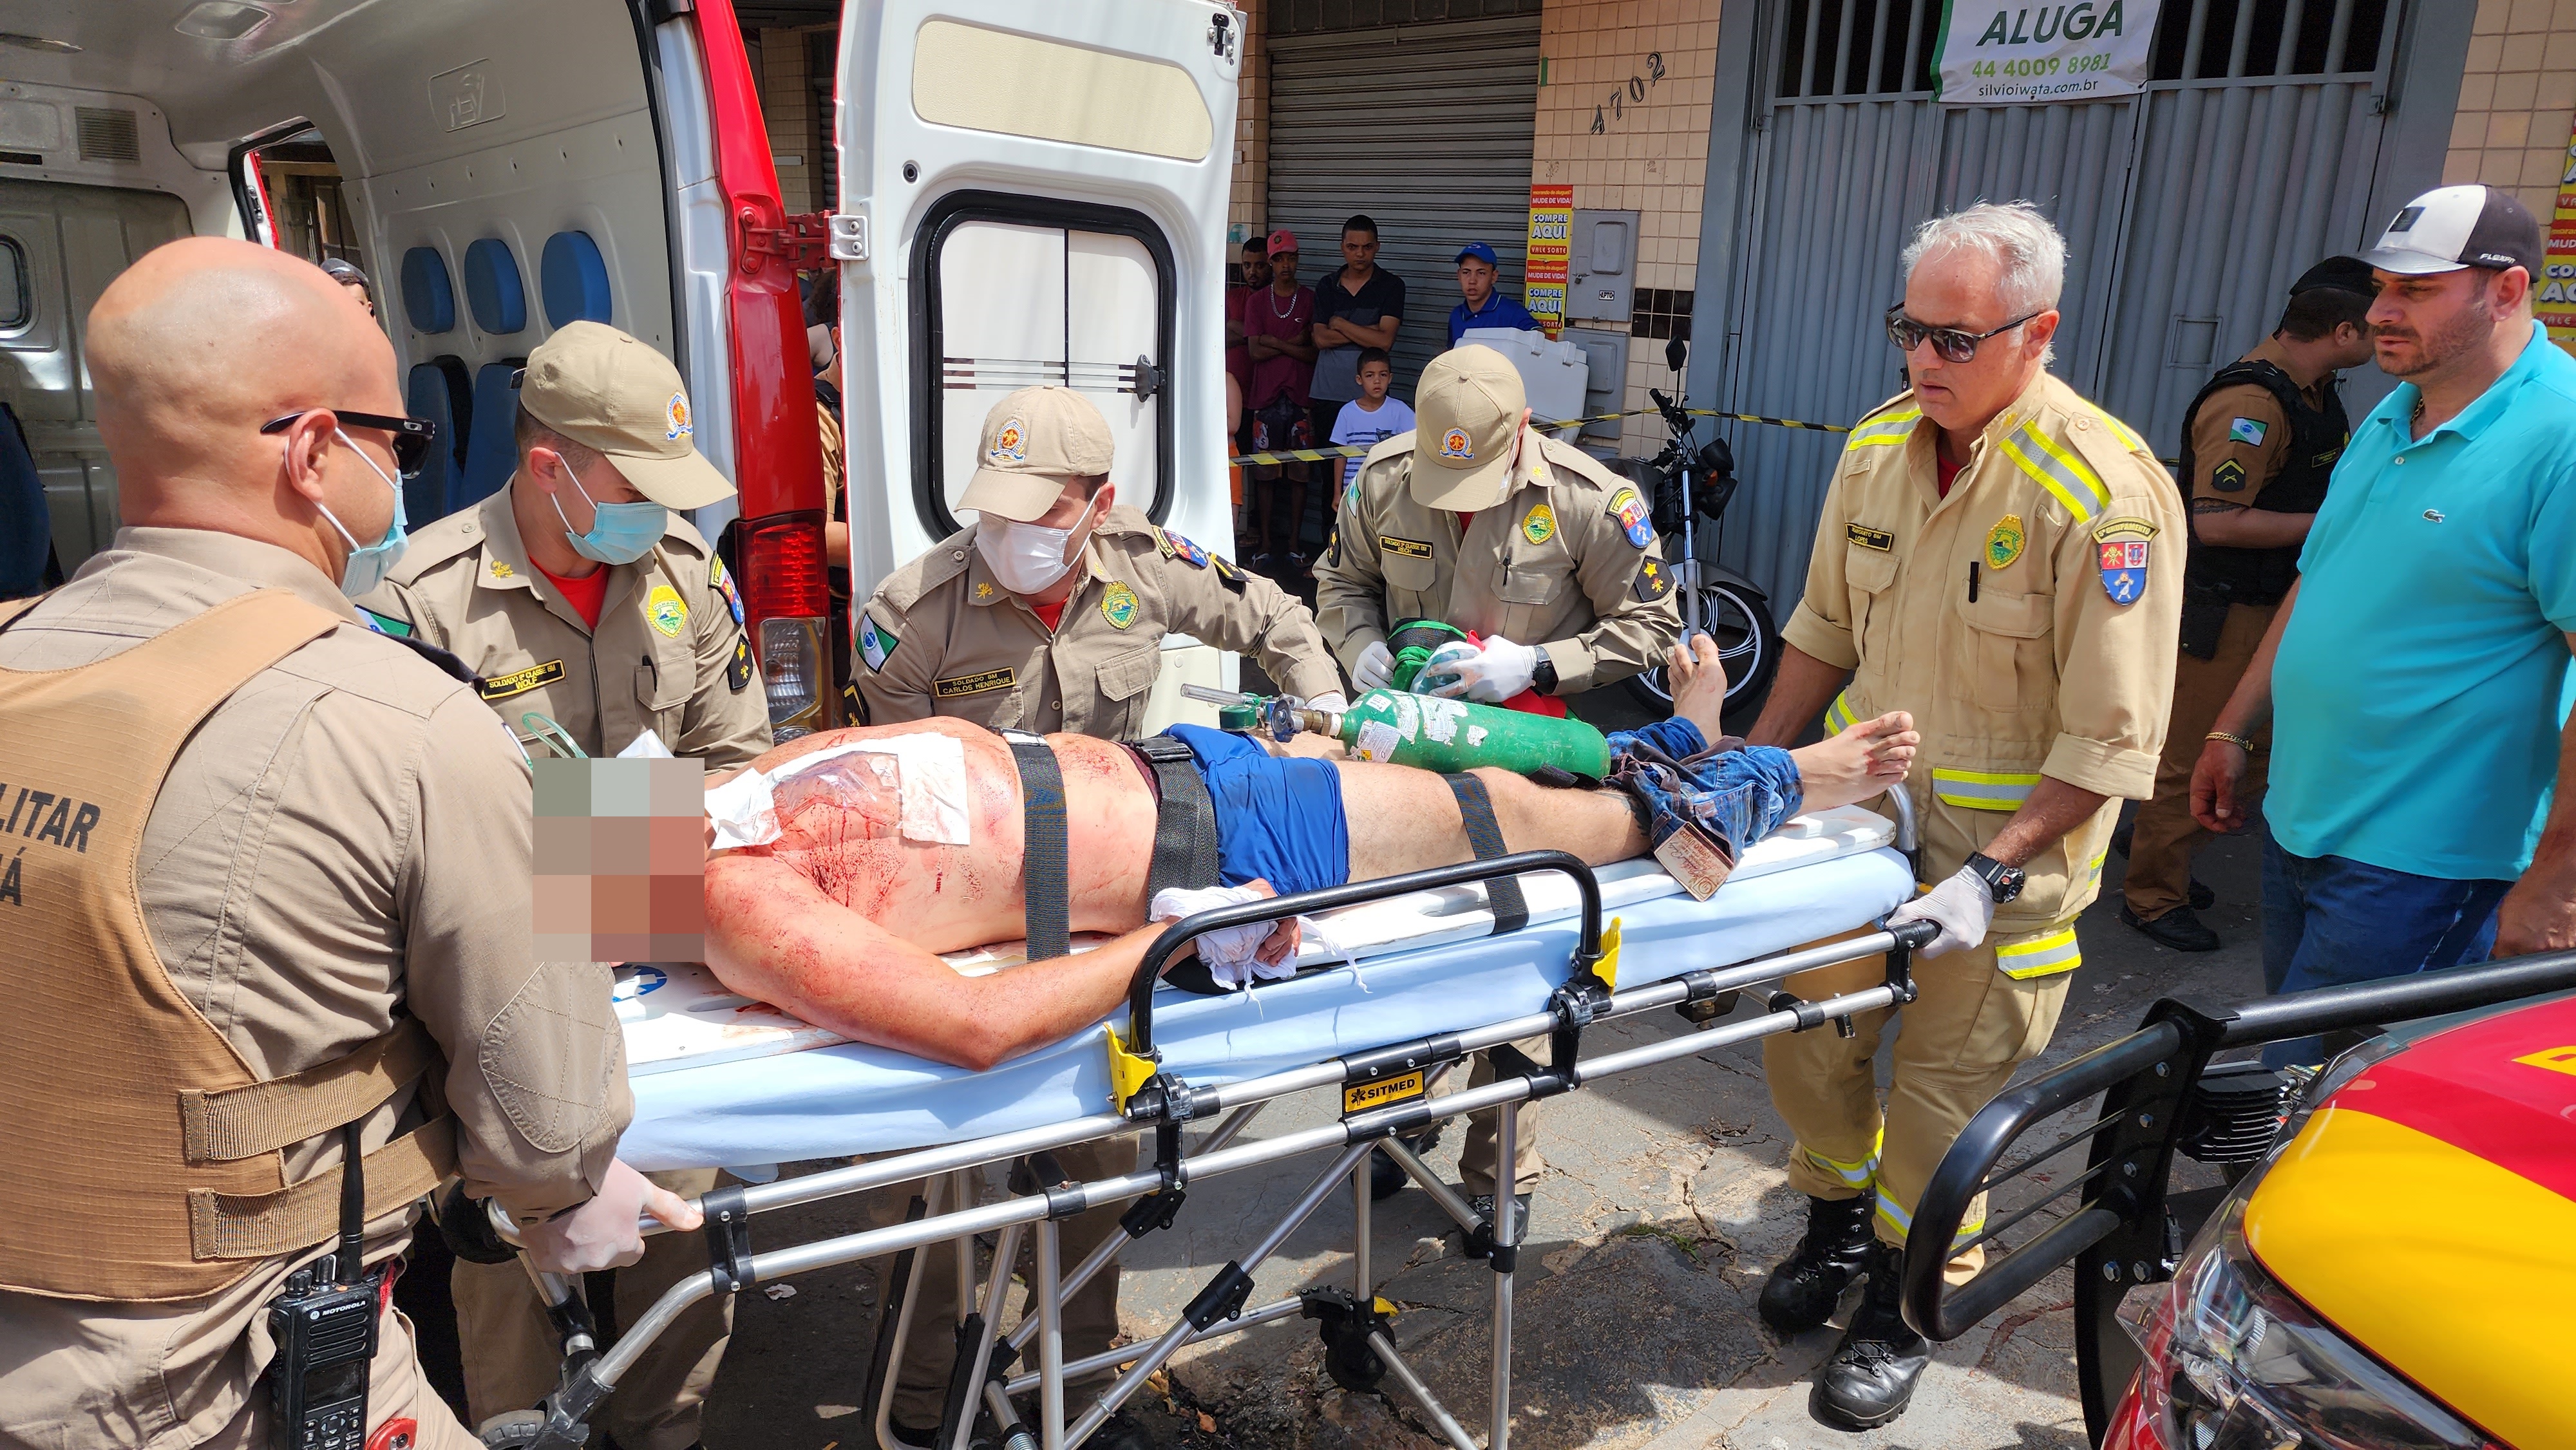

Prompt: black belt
[
  {"left": 1444, "top": 773, "right": 1528, "bottom": 934},
  {"left": 1001, "top": 729, "right": 1070, "bottom": 962},
  {"left": 1132, "top": 734, "right": 1220, "bottom": 901}
]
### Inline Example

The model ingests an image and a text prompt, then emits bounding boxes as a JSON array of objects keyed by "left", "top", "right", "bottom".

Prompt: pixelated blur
[{"left": 532, "top": 757, "right": 706, "bottom": 964}]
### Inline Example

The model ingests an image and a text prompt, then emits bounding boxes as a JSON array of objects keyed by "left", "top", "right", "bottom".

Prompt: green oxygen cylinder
[{"left": 1321, "top": 689, "right": 1613, "bottom": 780}]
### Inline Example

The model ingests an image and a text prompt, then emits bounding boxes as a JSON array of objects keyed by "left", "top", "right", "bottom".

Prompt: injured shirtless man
[{"left": 708, "top": 637, "right": 1916, "bottom": 1069}]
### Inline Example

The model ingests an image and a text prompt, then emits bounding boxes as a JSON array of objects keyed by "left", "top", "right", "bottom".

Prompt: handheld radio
[{"left": 266, "top": 1122, "right": 379, "bottom": 1450}]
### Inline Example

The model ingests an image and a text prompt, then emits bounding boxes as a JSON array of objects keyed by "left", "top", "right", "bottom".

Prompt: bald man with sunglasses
[{"left": 1741, "top": 202, "right": 2181, "bottom": 1431}]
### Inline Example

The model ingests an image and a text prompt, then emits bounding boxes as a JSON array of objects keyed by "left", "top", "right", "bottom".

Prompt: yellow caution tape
[{"left": 1104, "top": 1024, "right": 1159, "bottom": 1114}]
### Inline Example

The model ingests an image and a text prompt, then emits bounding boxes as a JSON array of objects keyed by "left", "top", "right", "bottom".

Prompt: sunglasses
[
  {"left": 1884, "top": 305, "right": 2045, "bottom": 364},
  {"left": 261, "top": 409, "right": 440, "bottom": 476}
]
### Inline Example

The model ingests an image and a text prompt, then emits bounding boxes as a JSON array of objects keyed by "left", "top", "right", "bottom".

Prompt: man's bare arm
[
  {"left": 2193, "top": 578, "right": 2302, "bottom": 831},
  {"left": 1981, "top": 776, "right": 2110, "bottom": 870},
  {"left": 2494, "top": 632, "right": 2576, "bottom": 957}
]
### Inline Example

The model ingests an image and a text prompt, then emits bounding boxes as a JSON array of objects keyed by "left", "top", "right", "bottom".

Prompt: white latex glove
[
  {"left": 1422, "top": 636, "right": 1541, "bottom": 703},
  {"left": 1886, "top": 865, "right": 1999, "bottom": 959},
  {"left": 1307, "top": 691, "right": 1349, "bottom": 714},
  {"left": 1153, "top": 881, "right": 1302, "bottom": 990},
  {"left": 1352, "top": 641, "right": 1395, "bottom": 693},
  {"left": 519, "top": 1160, "right": 703, "bottom": 1275}
]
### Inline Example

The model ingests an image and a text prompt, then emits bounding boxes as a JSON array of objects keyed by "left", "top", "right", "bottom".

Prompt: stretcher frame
[{"left": 491, "top": 822, "right": 1938, "bottom": 1450}]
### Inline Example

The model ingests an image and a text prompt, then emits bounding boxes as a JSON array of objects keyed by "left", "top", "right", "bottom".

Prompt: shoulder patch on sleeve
[
  {"left": 727, "top": 635, "right": 755, "bottom": 692},
  {"left": 1631, "top": 552, "right": 1674, "bottom": 601},
  {"left": 1159, "top": 528, "right": 1211, "bottom": 569},
  {"left": 708, "top": 554, "right": 746, "bottom": 625},
  {"left": 857, "top": 610, "right": 900, "bottom": 672},
  {"left": 1607, "top": 486, "right": 1654, "bottom": 549},
  {"left": 359, "top": 607, "right": 413, "bottom": 637}
]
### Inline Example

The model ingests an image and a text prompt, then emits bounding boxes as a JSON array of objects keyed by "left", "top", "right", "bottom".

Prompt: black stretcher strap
[
  {"left": 1444, "top": 773, "right": 1528, "bottom": 934},
  {"left": 1002, "top": 729, "right": 1070, "bottom": 961},
  {"left": 1133, "top": 733, "right": 1221, "bottom": 899}
]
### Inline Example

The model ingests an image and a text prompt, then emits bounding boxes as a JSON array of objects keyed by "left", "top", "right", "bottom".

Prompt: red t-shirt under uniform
[{"left": 531, "top": 556, "right": 611, "bottom": 630}]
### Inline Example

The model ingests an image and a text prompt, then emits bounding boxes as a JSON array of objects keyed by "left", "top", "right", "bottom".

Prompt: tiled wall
[
  {"left": 757, "top": 27, "right": 822, "bottom": 216},
  {"left": 1531, "top": 0, "right": 1722, "bottom": 453},
  {"left": 1229, "top": 0, "right": 1273, "bottom": 241},
  {"left": 2442, "top": 0, "right": 2576, "bottom": 218}
]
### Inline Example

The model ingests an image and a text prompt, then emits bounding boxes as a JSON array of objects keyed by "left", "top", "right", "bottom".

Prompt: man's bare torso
[{"left": 715, "top": 719, "right": 1163, "bottom": 953}]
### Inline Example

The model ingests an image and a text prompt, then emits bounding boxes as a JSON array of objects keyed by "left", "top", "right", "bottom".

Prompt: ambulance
[
  {"left": 0, "top": 0, "right": 1245, "bottom": 736},
  {"left": 2109, "top": 993, "right": 2574, "bottom": 1450}
]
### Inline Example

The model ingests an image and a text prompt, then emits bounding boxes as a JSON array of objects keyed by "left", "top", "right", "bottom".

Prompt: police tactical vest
[
  {"left": 2178, "top": 358, "right": 2347, "bottom": 607},
  {"left": 0, "top": 589, "right": 457, "bottom": 1301}
]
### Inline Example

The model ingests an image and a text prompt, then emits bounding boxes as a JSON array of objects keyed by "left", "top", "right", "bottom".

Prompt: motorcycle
[{"left": 1609, "top": 337, "right": 1783, "bottom": 728}]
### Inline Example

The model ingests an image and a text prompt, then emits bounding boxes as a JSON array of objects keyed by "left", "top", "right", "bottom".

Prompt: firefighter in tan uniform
[
  {"left": 1312, "top": 344, "right": 1684, "bottom": 1229},
  {"left": 362, "top": 322, "right": 767, "bottom": 1450},
  {"left": 856, "top": 385, "right": 1343, "bottom": 735},
  {"left": 860, "top": 386, "right": 1336, "bottom": 1444},
  {"left": 2117, "top": 258, "right": 2374, "bottom": 952},
  {"left": 1741, "top": 205, "right": 2183, "bottom": 1431},
  {"left": 0, "top": 239, "right": 679, "bottom": 1450}
]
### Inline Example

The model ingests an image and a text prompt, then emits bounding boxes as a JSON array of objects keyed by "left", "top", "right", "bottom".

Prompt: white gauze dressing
[{"left": 706, "top": 733, "right": 973, "bottom": 849}]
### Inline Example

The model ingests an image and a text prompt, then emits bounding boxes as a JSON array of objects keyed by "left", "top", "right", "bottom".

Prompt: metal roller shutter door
[{"left": 1265, "top": 15, "right": 1541, "bottom": 397}]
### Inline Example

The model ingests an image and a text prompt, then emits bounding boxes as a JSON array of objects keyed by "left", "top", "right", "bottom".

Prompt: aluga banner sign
[{"left": 1934, "top": 1, "right": 2165, "bottom": 106}]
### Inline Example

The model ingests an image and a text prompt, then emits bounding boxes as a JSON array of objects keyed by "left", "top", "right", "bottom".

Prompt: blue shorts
[{"left": 1164, "top": 724, "right": 1350, "bottom": 896}]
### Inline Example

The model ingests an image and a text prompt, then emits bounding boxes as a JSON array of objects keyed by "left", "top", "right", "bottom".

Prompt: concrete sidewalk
[{"left": 702, "top": 825, "right": 2266, "bottom": 1450}]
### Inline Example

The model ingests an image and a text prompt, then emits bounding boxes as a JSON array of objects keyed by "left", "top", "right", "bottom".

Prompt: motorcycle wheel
[{"left": 1624, "top": 578, "right": 1781, "bottom": 731}]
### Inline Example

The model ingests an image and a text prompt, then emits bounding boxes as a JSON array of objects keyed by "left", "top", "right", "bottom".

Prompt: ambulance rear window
[{"left": 0, "top": 237, "right": 26, "bottom": 332}]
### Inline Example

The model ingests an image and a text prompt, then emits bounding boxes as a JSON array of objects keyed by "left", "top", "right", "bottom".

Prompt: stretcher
[{"left": 487, "top": 793, "right": 1933, "bottom": 1450}]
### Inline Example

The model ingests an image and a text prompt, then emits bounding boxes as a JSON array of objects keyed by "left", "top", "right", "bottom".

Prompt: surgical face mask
[
  {"left": 313, "top": 428, "right": 409, "bottom": 598},
  {"left": 975, "top": 493, "right": 1097, "bottom": 596},
  {"left": 550, "top": 459, "right": 668, "bottom": 566}
]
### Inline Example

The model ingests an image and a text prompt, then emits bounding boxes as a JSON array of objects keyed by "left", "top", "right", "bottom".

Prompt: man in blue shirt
[
  {"left": 2195, "top": 185, "right": 2576, "bottom": 1062},
  {"left": 1448, "top": 241, "right": 1540, "bottom": 346}
]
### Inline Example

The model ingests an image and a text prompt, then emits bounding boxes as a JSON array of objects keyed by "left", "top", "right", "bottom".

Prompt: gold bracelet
[{"left": 2206, "top": 730, "right": 2257, "bottom": 752}]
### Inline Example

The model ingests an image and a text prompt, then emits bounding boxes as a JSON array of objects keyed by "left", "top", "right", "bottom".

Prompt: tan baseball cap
[
  {"left": 957, "top": 386, "right": 1115, "bottom": 522},
  {"left": 1410, "top": 344, "right": 1529, "bottom": 511},
  {"left": 519, "top": 321, "right": 735, "bottom": 510}
]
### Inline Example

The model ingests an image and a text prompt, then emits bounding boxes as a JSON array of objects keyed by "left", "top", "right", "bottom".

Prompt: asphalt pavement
[{"left": 697, "top": 811, "right": 2268, "bottom": 1450}]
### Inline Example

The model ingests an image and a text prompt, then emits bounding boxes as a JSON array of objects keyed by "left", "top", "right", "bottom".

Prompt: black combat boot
[
  {"left": 1756, "top": 1191, "right": 1876, "bottom": 1333},
  {"left": 1810, "top": 1240, "right": 1931, "bottom": 1430}
]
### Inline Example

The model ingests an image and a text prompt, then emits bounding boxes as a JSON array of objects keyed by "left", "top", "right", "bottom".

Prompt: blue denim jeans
[{"left": 2259, "top": 827, "right": 2511, "bottom": 1067}]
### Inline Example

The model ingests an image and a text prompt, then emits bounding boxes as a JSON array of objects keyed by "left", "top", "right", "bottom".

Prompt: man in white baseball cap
[{"left": 2195, "top": 182, "right": 2576, "bottom": 1066}]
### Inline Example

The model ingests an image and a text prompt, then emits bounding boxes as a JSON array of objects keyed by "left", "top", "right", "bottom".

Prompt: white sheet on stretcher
[{"left": 616, "top": 806, "right": 1915, "bottom": 1171}]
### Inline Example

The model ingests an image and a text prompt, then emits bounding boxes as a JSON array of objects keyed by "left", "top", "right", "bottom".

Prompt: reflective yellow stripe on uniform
[
  {"left": 1823, "top": 692, "right": 1857, "bottom": 734},
  {"left": 1996, "top": 927, "right": 2083, "bottom": 979},
  {"left": 1848, "top": 409, "right": 1921, "bottom": 447},
  {"left": 1875, "top": 1190, "right": 1985, "bottom": 1246},
  {"left": 1800, "top": 1127, "right": 1882, "bottom": 1191},
  {"left": 1929, "top": 767, "right": 2041, "bottom": 811},
  {"left": 1996, "top": 423, "right": 2110, "bottom": 523},
  {"left": 2085, "top": 851, "right": 2108, "bottom": 890},
  {"left": 2090, "top": 406, "right": 2150, "bottom": 457}
]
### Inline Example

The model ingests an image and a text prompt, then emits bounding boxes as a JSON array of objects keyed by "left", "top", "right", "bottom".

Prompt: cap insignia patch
[
  {"left": 990, "top": 419, "right": 1028, "bottom": 464},
  {"left": 1437, "top": 427, "right": 1475, "bottom": 462},
  {"left": 665, "top": 391, "right": 692, "bottom": 442}
]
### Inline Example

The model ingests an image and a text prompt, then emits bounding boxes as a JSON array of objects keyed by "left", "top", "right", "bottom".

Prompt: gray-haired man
[{"left": 1743, "top": 201, "right": 2183, "bottom": 1429}]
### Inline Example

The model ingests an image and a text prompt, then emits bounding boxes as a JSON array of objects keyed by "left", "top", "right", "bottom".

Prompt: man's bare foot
[
  {"left": 1790, "top": 711, "right": 1919, "bottom": 813},
  {"left": 1665, "top": 632, "right": 1731, "bottom": 737}
]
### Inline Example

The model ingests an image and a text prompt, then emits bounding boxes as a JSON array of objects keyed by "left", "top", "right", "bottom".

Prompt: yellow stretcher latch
[
  {"left": 1104, "top": 1024, "right": 1159, "bottom": 1114},
  {"left": 1591, "top": 917, "right": 1624, "bottom": 993},
  {"left": 1373, "top": 1295, "right": 1398, "bottom": 1317}
]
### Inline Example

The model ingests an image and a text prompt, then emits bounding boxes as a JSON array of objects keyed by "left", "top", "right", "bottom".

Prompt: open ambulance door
[{"left": 835, "top": 1, "right": 1245, "bottom": 728}]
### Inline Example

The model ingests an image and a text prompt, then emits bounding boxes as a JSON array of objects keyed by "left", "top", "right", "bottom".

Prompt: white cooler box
[{"left": 1459, "top": 326, "right": 1590, "bottom": 439}]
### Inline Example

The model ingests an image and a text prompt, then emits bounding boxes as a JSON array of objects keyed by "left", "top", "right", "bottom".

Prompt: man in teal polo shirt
[{"left": 2193, "top": 185, "right": 2576, "bottom": 1064}]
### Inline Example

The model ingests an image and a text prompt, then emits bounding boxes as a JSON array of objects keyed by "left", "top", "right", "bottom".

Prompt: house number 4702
[{"left": 1591, "top": 52, "right": 1666, "bottom": 135}]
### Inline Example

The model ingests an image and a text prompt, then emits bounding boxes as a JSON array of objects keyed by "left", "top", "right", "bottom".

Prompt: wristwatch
[
  {"left": 1531, "top": 652, "right": 1558, "bottom": 696},
  {"left": 1963, "top": 851, "right": 2026, "bottom": 904}
]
